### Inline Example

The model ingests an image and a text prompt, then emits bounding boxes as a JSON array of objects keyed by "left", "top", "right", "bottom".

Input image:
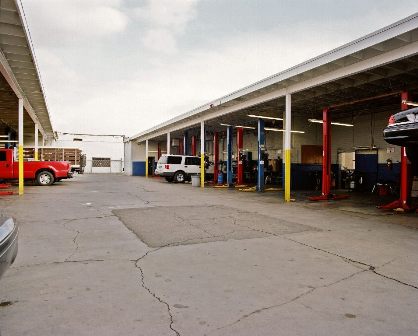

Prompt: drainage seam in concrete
[{"left": 12, "top": 259, "right": 106, "bottom": 270}]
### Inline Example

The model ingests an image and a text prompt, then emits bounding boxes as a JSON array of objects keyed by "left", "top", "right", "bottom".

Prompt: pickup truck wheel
[
  {"left": 174, "top": 171, "right": 186, "bottom": 183},
  {"left": 36, "top": 171, "right": 55, "bottom": 186}
]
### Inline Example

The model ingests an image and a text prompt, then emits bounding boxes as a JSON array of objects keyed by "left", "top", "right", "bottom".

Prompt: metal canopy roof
[
  {"left": 0, "top": 0, "right": 53, "bottom": 138},
  {"left": 130, "top": 12, "right": 418, "bottom": 143}
]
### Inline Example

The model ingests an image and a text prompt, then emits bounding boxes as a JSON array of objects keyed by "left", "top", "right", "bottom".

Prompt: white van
[{"left": 155, "top": 155, "right": 201, "bottom": 183}]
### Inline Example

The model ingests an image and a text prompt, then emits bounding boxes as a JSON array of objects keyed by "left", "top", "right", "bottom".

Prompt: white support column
[
  {"left": 34, "top": 123, "right": 39, "bottom": 161},
  {"left": 18, "top": 98, "right": 24, "bottom": 195},
  {"left": 284, "top": 93, "right": 292, "bottom": 202},
  {"left": 145, "top": 139, "right": 149, "bottom": 177},
  {"left": 200, "top": 121, "right": 205, "bottom": 188},
  {"left": 167, "top": 132, "right": 171, "bottom": 155}
]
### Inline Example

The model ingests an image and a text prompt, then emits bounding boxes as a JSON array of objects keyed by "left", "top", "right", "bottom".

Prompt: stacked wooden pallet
[{"left": 24, "top": 147, "right": 82, "bottom": 167}]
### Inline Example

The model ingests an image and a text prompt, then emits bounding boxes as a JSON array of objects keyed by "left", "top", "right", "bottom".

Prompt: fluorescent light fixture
[
  {"left": 248, "top": 114, "right": 283, "bottom": 121},
  {"left": 308, "top": 119, "right": 353, "bottom": 127},
  {"left": 220, "top": 123, "right": 255, "bottom": 129},
  {"left": 265, "top": 127, "right": 305, "bottom": 134},
  {"left": 402, "top": 100, "right": 418, "bottom": 107}
]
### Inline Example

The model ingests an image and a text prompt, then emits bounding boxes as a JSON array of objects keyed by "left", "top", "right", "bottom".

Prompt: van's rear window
[{"left": 157, "top": 156, "right": 167, "bottom": 164}]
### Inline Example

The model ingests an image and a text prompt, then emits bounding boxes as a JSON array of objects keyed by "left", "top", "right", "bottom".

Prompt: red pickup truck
[{"left": 0, "top": 149, "right": 73, "bottom": 186}]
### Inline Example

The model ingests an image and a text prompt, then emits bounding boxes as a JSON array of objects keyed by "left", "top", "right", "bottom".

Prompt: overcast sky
[{"left": 22, "top": 0, "right": 418, "bottom": 136}]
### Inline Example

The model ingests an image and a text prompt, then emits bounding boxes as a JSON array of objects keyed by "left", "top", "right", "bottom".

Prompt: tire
[
  {"left": 36, "top": 170, "right": 55, "bottom": 186},
  {"left": 173, "top": 171, "right": 186, "bottom": 183},
  {"left": 165, "top": 176, "right": 174, "bottom": 182}
]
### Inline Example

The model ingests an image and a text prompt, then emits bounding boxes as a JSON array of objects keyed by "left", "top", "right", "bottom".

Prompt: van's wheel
[
  {"left": 36, "top": 171, "right": 55, "bottom": 186},
  {"left": 174, "top": 171, "right": 186, "bottom": 183}
]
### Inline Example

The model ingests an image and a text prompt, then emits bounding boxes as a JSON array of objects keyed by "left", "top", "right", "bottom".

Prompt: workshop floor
[{"left": 0, "top": 174, "right": 417, "bottom": 336}]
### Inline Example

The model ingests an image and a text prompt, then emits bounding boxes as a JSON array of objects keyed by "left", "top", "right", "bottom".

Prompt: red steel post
[
  {"left": 237, "top": 127, "right": 244, "bottom": 185},
  {"left": 157, "top": 143, "right": 161, "bottom": 160},
  {"left": 179, "top": 138, "right": 184, "bottom": 155},
  {"left": 379, "top": 91, "right": 414, "bottom": 211},
  {"left": 322, "top": 107, "right": 331, "bottom": 197},
  {"left": 309, "top": 107, "right": 348, "bottom": 201},
  {"left": 191, "top": 135, "right": 197, "bottom": 156},
  {"left": 213, "top": 132, "right": 219, "bottom": 183},
  {"left": 400, "top": 91, "right": 410, "bottom": 207}
]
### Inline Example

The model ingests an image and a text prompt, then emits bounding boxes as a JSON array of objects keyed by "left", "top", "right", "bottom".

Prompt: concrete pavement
[{"left": 0, "top": 174, "right": 417, "bottom": 335}]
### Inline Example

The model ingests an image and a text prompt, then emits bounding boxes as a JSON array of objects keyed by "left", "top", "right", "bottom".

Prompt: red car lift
[
  {"left": 378, "top": 91, "right": 416, "bottom": 212},
  {"left": 309, "top": 107, "right": 349, "bottom": 201},
  {"left": 157, "top": 143, "right": 161, "bottom": 160},
  {"left": 178, "top": 138, "right": 184, "bottom": 155}
]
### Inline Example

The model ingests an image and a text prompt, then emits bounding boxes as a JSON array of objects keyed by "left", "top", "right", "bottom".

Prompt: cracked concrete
[
  {"left": 135, "top": 250, "right": 181, "bottom": 336},
  {"left": 1, "top": 174, "right": 418, "bottom": 336}
]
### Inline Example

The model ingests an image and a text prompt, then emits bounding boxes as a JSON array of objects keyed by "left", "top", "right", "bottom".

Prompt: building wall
[
  {"left": 124, "top": 141, "right": 133, "bottom": 175},
  {"left": 208, "top": 110, "right": 399, "bottom": 165},
  {"left": 54, "top": 133, "right": 124, "bottom": 173}
]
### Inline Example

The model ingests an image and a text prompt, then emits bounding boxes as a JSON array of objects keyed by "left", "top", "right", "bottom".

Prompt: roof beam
[
  {"left": 0, "top": 48, "right": 46, "bottom": 137},
  {"left": 133, "top": 39, "right": 418, "bottom": 142}
]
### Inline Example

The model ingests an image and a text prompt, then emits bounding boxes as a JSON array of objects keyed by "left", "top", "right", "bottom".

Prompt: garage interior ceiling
[{"left": 0, "top": 0, "right": 53, "bottom": 138}]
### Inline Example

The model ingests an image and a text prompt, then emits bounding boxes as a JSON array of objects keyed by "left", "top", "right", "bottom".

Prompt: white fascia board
[{"left": 130, "top": 13, "right": 418, "bottom": 142}]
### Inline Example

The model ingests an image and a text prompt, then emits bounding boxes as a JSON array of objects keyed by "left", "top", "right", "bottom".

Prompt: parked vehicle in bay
[
  {"left": 0, "top": 217, "right": 18, "bottom": 279},
  {"left": 0, "top": 148, "right": 73, "bottom": 186},
  {"left": 155, "top": 154, "right": 201, "bottom": 183},
  {"left": 383, "top": 106, "right": 418, "bottom": 170}
]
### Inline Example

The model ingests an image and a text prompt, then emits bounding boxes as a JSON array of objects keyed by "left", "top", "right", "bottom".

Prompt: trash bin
[{"left": 191, "top": 174, "right": 200, "bottom": 187}]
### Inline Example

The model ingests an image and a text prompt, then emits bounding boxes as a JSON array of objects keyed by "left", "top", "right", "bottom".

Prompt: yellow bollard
[
  {"left": 18, "top": 145, "right": 24, "bottom": 195},
  {"left": 200, "top": 154, "right": 205, "bottom": 188},
  {"left": 285, "top": 149, "right": 291, "bottom": 202}
]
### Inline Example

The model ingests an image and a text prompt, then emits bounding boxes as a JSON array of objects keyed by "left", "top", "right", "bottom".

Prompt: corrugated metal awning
[{"left": 0, "top": 0, "right": 53, "bottom": 138}]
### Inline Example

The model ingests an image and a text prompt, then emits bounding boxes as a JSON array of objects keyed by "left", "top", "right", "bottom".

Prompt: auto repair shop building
[{"left": 125, "top": 13, "right": 418, "bottom": 206}]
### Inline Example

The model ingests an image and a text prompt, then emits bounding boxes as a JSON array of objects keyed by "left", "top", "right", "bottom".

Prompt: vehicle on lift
[
  {"left": 383, "top": 106, "right": 418, "bottom": 170},
  {"left": 0, "top": 217, "right": 18, "bottom": 279},
  {"left": 155, "top": 154, "right": 201, "bottom": 183},
  {"left": 0, "top": 148, "right": 73, "bottom": 186}
]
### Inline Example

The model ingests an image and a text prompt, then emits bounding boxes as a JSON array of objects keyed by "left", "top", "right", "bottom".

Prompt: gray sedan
[{"left": 0, "top": 217, "right": 18, "bottom": 279}]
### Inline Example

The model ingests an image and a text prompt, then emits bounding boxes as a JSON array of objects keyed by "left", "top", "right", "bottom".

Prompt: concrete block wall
[{"left": 331, "top": 110, "right": 402, "bottom": 164}]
